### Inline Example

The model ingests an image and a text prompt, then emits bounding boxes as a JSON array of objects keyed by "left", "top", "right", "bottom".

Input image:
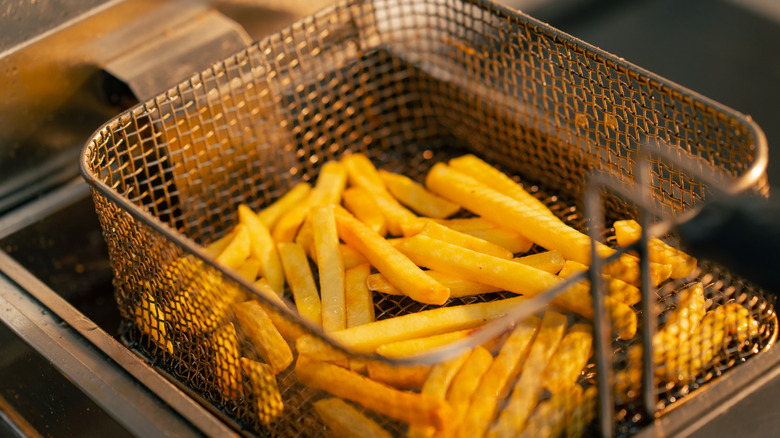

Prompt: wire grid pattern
[{"left": 81, "top": 0, "right": 771, "bottom": 436}]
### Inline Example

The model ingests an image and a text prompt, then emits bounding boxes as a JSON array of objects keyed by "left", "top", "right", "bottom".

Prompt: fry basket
[{"left": 80, "top": 0, "right": 775, "bottom": 436}]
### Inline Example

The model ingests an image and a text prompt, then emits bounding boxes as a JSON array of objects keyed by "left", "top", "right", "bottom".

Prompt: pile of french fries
[{"left": 131, "top": 152, "right": 761, "bottom": 437}]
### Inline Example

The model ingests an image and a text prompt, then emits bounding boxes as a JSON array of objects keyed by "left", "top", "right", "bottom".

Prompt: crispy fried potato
[
  {"left": 614, "top": 219, "right": 697, "bottom": 279},
  {"left": 215, "top": 223, "right": 251, "bottom": 269},
  {"left": 514, "top": 250, "right": 566, "bottom": 274},
  {"left": 204, "top": 226, "right": 238, "bottom": 258},
  {"left": 257, "top": 182, "right": 311, "bottom": 229},
  {"left": 300, "top": 296, "right": 528, "bottom": 355},
  {"left": 367, "top": 271, "right": 501, "bottom": 298},
  {"left": 239, "top": 205, "right": 285, "bottom": 294},
  {"left": 345, "top": 263, "right": 375, "bottom": 328},
  {"left": 558, "top": 260, "right": 640, "bottom": 306},
  {"left": 445, "top": 347, "right": 494, "bottom": 437},
  {"left": 379, "top": 169, "right": 460, "bottom": 219},
  {"left": 234, "top": 300, "right": 293, "bottom": 374},
  {"left": 542, "top": 324, "right": 592, "bottom": 394},
  {"left": 487, "top": 311, "right": 568, "bottom": 438},
  {"left": 414, "top": 220, "right": 514, "bottom": 259},
  {"left": 134, "top": 290, "right": 173, "bottom": 354},
  {"left": 409, "top": 351, "right": 471, "bottom": 438},
  {"left": 334, "top": 208, "right": 449, "bottom": 305},
  {"left": 376, "top": 329, "right": 476, "bottom": 359},
  {"left": 342, "top": 187, "right": 388, "bottom": 236},
  {"left": 429, "top": 217, "right": 533, "bottom": 254},
  {"left": 277, "top": 242, "right": 322, "bottom": 326},
  {"left": 313, "top": 398, "right": 392, "bottom": 438},
  {"left": 235, "top": 256, "right": 262, "bottom": 282},
  {"left": 312, "top": 204, "right": 347, "bottom": 332},
  {"left": 341, "top": 243, "right": 369, "bottom": 269},
  {"left": 295, "top": 355, "right": 453, "bottom": 429},
  {"left": 518, "top": 384, "right": 583, "bottom": 438},
  {"left": 241, "top": 358, "right": 284, "bottom": 425},
  {"left": 458, "top": 316, "right": 540, "bottom": 438},
  {"left": 251, "top": 279, "right": 308, "bottom": 342},
  {"left": 212, "top": 323, "right": 242, "bottom": 399},
  {"left": 366, "top": 360, "right": 432, "bottom": 390}
]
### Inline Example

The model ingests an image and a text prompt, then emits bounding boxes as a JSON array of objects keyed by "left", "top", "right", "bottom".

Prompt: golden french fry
[
  {"left": 376, "top": 329, "right": 476, "bottom": 359},
  {"left": 134, "top": 290, "right": 173, "bottom": 354},
  {"left": 426, "top": 162, "right": 665, "bottom": 286},
  {"left": 345, "top": 263, "right": 375, "bottom": 328},
  {"left": 211, "top": 323, "right": 242, "bottom": 399},
  {"left": 341, "top": 243, "right": 369, "bottom": 270},
  {"left": 300, "top": 296, "right": 527, "bottom": 355},
  {"left": 614, "top": 219, "right": 697, "bottom": 279},
  {"left": 415, "top": 221, "right": 514, "bottom": 259},
  {"left": 235, "top": 256, "right": 262, "bottom": 282},
  {"left": 312, "top": 204, "right": 347, "bottom": 332},
  {"left": 342, "top": 153, "right": 419, "bottom": 235},
  {"left": 239, "top": 204, "right": 285, "bottom": 294},
  {"left": 367, "top": 271, "right": 502, "bottom": 298},
  {"left": 518, "top": 384, "right": 583, "bottom": 438},
  {"left": 459, "top": 316, "right": 541, "bottom": 438},
  {"left": 487, "top": 311, "right": 568, "bottom": 438},
  {"left": 342, "top": 187, "right": 388, "bottom": 236},
  {"left": 334, "top": 208, "right": 449, "bottom": 305},
  {"left": 277, "top": 242, "right": 322, "bottom": 326},
  {"left": 558, "top": 260, "right": 640, "bottom": 306},
  {"left": 204, "top": 227, "right": 238, "bottom": 258},
  {"left": 234, "top": 300, "right": 293, "bottom": 374},
  {"left": 656, "top": 282, "right": 706, "bottom": 347},
  {"left": 257, "top": 182, "right": 311, "bottom": 229},
  {"left": 445, "top": 347, "right": 494, "bottom": 436},
  {"left": 396, "top": 234, "right": 636, "bottom": 339},
  {"left": 542, "top": 324, "right": 593, "bottom": 394},
  {"left": 568, "top": 386, "right": 598, "bottom": 438},
  {"left": 272, "top": 161, "right": 347, "bottom": 242},
  {"left": 240, "top": 358, "right": 284, "bottom": 425},
  {"left": 379, "top": 169, "right": 460, "bottom": 219},
  {"left": 515, "top": 250, "right": 566, "bottom": 274},
  {"left": 425, "top": 217, "right": 533, "bottom": 254},
  {"left": 408, "top": 351, "right": 472, "bottom": 438},
  {"left": 295, "top": 355, "right": 453, "bottom": 429},
  {"left": 295, "top": 215, "right": 316, "bottom": 258},
  {"left": 295, "top": 336, "right": 349, "bottom": 364},
  {"left": 313, "top": 398, "right": 392, "bottom": 438},
  {"left": 366, "top": 360, "right": 432, "bottom": 390},
  {"left": 216, "top": 223, "right": 251, "bottom": 269},
  {"left": 251, "top": 280, "right": 308, "bottom": 343}
]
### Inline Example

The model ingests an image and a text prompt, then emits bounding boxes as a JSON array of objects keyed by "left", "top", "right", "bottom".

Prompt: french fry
[
  {"left": 445, "top": 347, "right": 494, "bottom": 437},
  {"left": 367, "top": 271, "right": 502, "bottom": 298},
  {"left": 234, "top": 300, "right": 293, "bottom": 374},
  {"left": 426, "top": 162, "right": 669, "bottom": 286},
  {"left": 241, "top": 358, "right": 284, "bottom": 425},
  {"left": 458, "top": 316, "right": 541, "bottom": 438},
  {"left": 487, "top": 311, "right": 568, "bottom": 438},
  {"left": 277, "top": 242, "right": 322, "bottom": 326},
  {"left": 409, "top": 351, "right": 471, "bottom": 438},
  {"left": 239, "top": 204, "right": 285, "bottom": 294},
  {"left": 395, "top": 234, "right": 637, "bottom": 339},
  {"left": 295, "top": 336, "right": 349, "bottom": 364},
  {"left": 514, "top": 250, "right": 566, "bottom": 274},
  {"left": 313, "top": 398, "right": 392, "bottom": 438},
  {"left": 236, "top": 256, "right": 262, "bottom": 282},
  {"left": 345, "top": 263, "right": 375, "bottom": 328},
  {"left": 342, "top": 153, "right": 420, "bottom": 235},
  {"left": 295, "top": 355, "right": 453, "bottom": 429},
  {"left": 341, "top": 243, "right": 369, "bottom": 269},
  {"left": 312, "top": 204, "right": 347, "bottom": 332},
  {"left": 379, "top": 169, "right": 460, "bottom": 219},
  {"left": 542, "top": 324, "right": 593, "bottom": 394},
  {"left": 134, "top": 290, "right": 173, "bottom": 354},
  {"left": 216, "top": 223, "right": 251, "bottom": 269},
  {"left": 257, "top": 182, "right": 311, "bottom": 229},
  {"left": 299, "top": 296, "right": 528, "bottom": 355},
  {"left": 558, "top": 260, "right": 641, "bottom": 306},
  {"left": 211, "top": 323, "right": 242, "bottom": 399},
  {"left": 251, "top": 280, "right": 308, "bottom": 342},
  {"left": 376, "top": 329, "right": 476, "bottom": 359},
  {"left": 204, "top": 227, "right": 238, "bottom": 258},
  {"left": 272, "top": 161, "right": 347, "bottom": 242},
  {"left": 334, "top": 208, "right": 450, "bottom": 305},
  {"left": 366, "top": 360, "right": 432, "bottom": 390},
  {"left": 429, "top": 217, "right": 533, "bottom": 254},
  {"left": 342, "top": 187, "right": 388, "bottom": 236},
  {"left": 568, "top": 386, "right": 598, "bottom": 438},
  {"left": 414, "top": 220, "right": 514, "bottom": 259},
  {"left": 656, "top": 282, "right": 706, "bottom": 347},
  {"left": 518, "top": 384, "right": 583, "bottom": 438},
  {"left": 614, "top": 219, "right": 697, "bottom": 279}
]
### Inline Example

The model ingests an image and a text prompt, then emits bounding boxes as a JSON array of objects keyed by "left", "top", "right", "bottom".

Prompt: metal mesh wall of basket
[{"left": 81, "top": 0, "right": 775, "bottom": 436}]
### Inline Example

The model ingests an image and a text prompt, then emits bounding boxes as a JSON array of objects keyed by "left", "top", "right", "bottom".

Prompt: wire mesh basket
[{"left": 81, "top": 0, "right": 774, "bottom": 436}]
